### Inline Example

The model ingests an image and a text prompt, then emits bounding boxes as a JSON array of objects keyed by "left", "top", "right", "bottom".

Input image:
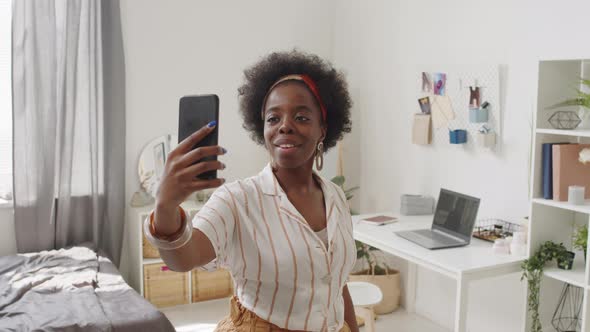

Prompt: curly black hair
[{"left": 238, "top": 50, "right": 352, "bottom": 152}]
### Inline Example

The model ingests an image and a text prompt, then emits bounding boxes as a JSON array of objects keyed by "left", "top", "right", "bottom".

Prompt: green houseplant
[
  {"left": 548, "top": 78, "right": 590, "bottom": 127},
  {"left": 330, "top": 175, "right": 389, "bottom": 274},
  {"left": 573, "top": 224, "right": 588, "bottom": 261},
  {"left": 330, "top": 175, "right": 359, "bottom": 214},
  {"left": 521, "top": 241, "right": 572, "bottom": 332},
  {"left": 548, "top": 78, "right": 590, "bottom": 110},
  {"left": 330, "top": 175, "right": 400, "bottom": 314}
]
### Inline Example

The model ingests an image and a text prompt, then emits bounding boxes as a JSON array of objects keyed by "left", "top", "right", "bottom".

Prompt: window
[{"left": 0, "top": 0, "right": 12, "bottom": 201}]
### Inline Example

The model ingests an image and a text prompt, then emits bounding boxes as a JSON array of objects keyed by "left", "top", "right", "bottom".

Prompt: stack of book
[{"left": 542, "top": 143, "right": 590, "bottom": 201}]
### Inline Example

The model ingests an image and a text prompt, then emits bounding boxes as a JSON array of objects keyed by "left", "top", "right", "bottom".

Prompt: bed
[{"left": 0, "top": 245, "right": 175, "bottom": 332}]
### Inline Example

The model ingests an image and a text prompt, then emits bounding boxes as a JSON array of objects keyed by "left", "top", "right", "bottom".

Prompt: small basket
[
  {"left": 143, "top": 263, "right": 189, "bottom": 308},
  {"left": 449, "top": 129, "right": 467, "bottom": 144},
  {"left": 143, "top": 232, "right": 160, "bottom": 258},
  {"left": 476, "top": 132, "right": 496, "bottom": 148},
  {"left": 192, "top": 268, "right": 234, "bottom": 302},
  {"left": 472, "top": 218, "right": 523, "bottom": 242},
  {"left": 469, "top": 108, "right": 489, "bottom": 123}
]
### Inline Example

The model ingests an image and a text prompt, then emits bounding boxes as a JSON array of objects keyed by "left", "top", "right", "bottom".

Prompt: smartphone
[{"left": 178, "top": 94, "right": 219, "bottom": 180}]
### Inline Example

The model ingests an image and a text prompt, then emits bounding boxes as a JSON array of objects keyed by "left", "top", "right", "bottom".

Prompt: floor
[{"left": 160, "top": 298, "right": 446, "bottom": 332}]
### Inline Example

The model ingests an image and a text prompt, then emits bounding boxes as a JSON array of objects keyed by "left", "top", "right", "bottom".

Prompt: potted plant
[
  {"left": 547, "top": 78, "right": 590, "bottom": 128},
  {"left": 548, "top": 78, "right": 590, "bottom": 110},
  {"left": 330, "top": 175, "right": 359, "bottom": 215},
  {"left": 330, "top": 175, "right": 401, "bottom": 314},
  {"left": 573, "top": 224, "right": 588, "bottom": 261},
  {"left": 521, "top": 241, "right": 572, "bottom": 332}
]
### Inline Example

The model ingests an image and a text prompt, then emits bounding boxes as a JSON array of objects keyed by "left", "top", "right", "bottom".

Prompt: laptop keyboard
[{"left": 411, "top": 229, "right": 463, "bottom": 246}]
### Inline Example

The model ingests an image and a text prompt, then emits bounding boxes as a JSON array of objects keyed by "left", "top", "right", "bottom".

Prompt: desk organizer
[
  {"left": 400, "top": 194, "right": 435, "bottom": 215},
  {"left": 469, "top": 108, "right": 489, "bottom": 123},
  {"left": 472, "top": 218, "right": 523, "bottom": 242},
  {"left": 476, "top": 132, "right": 496, "bottom": 148},
  {"left": 449, "top": 129, "right": 467, "bottom": 144}
]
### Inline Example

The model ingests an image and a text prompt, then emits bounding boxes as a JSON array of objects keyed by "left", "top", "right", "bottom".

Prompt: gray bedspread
[{"left": 0, "top": 246, "right": 175, "bottom": 332}]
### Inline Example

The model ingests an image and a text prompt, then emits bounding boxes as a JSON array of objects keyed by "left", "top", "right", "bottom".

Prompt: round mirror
[{"left": 138, "top": 134, "right": 177, "bottom": 198}]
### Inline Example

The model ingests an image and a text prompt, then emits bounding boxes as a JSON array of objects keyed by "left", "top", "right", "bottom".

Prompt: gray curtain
[{"left": 12, "top": 0, "right": 126, "bottom": 266}]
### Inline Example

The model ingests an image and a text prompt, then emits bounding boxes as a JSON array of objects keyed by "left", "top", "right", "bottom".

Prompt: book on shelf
[
  {"left": 542, "top": 143, "right": 569, "bottom": 199},
  {"left": 552, "top": 143, "right": 590, "bottom": 201}
]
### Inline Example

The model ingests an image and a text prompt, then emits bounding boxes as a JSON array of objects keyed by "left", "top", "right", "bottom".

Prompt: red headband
[{"left": 261, "top": 74, "right": 327, "bottom": 123}]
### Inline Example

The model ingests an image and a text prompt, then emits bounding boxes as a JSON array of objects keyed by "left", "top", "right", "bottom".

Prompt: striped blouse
[{"left": 192, "top": 164, "right": 357, "bottom": 332}]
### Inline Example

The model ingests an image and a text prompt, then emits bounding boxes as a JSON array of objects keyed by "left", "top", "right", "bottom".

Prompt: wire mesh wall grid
[{"left": 416, "top": 65, "right": 502, "bottom": 149}]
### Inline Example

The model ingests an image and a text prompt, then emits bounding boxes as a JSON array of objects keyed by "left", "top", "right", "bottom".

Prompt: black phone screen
[{"left": 178, "top": 95, "right": 219, "bottom": 180}]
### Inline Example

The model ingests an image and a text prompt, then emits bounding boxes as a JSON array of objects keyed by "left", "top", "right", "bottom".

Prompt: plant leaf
[
  {"left": 344, "top": 186, "right": 360, "bottom": 194},
  {"left": 547, "top": 98, "right": 585, "bottom": 109},
  {"left": 330, "top": 176, "right": 345, "bottom": 187}
]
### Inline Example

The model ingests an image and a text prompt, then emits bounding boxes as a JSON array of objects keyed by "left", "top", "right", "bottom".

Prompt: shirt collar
[{"left": 258, "top": 163, "right": 335, "bottom": 202}]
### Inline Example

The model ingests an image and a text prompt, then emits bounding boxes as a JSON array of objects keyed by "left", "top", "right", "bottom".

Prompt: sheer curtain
[{"left": 12, "top": 0, "right": 126, "bottom": 265}]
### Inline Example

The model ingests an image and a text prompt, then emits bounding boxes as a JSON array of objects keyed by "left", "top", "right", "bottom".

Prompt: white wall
[
  {"left": 120, "top": 0, "right": 336, "bottom": 197},
  {"left": 331, "top": 0, "right": 590, "bottom": 331},
  {"left": 118, "top": 0, "right": 340, "bottom": 279}
]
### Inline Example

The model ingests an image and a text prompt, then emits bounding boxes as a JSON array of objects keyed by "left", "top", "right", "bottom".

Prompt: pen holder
[
  {"left": 449, "top": 129, "right": 467, "bottom": 144},
  {"left": 476, "top": 132, "right": 496, "bottom": 148},
  {"left": 469, "top": 108, "right": 489, "bottom": 123}
]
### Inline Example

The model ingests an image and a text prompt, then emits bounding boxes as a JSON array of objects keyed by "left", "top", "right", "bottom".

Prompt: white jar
[
  {"left": 493, "top": 239, "right": 510, "bottom": 255},
  {"left": 568, "top": 186, "right": 585, "bottom": 205},
  {"left": 512, "top": 231, "right": 527, "bottom": 244}
]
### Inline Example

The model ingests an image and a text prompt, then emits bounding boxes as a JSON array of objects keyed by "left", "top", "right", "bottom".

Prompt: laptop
[{"left": 395, "top": 188, "right": 480, "bottom": 249}]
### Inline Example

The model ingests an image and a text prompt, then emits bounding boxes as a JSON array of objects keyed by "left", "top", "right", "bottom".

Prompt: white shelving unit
[
  {"left": 526, "top": 59, "right": 590, "bottom": 331},
  {"left": 127, "top": 201, "right": 217, "bottom": 303},
  {"left": 127, "top": 200, "right": 204, "bottom": 304}
]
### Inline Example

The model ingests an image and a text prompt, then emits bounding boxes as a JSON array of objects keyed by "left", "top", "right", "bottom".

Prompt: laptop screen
[{"left": 432, "top": 188, "right": 480, "bottom": 240}]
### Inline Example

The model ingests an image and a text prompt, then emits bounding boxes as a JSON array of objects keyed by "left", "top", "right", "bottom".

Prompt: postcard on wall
[
  {"left": 433, "top": 73, "right": 446, "bottom": 96},
  {"left": 469, "top": 86, "right": 481, "bottom": 108},
  {"left": 418, "top": 96, "right": 431, "bottom": 114},
  {"left": 421, "top": 72, "right": 432, "bottom": 93},
  {"left": 412, "top": 113, "right": 432, "bottom": 145},
  {"left": 431, "top": 95, "right": 455, "bottom": 129}
]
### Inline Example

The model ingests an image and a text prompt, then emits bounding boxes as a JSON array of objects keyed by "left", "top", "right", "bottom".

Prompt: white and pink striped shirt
[{"left": 192, "top": 164, "right": 356, "bottom": 332}]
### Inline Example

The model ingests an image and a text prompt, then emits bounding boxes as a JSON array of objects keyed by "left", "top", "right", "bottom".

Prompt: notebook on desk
[{"left": 395, "top": 188, "right": 480, "bottom": 250}]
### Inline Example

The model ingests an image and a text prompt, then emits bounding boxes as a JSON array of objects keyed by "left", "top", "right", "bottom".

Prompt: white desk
[{"left": 353, "top": 213, "right": 526, "bottom": 332}]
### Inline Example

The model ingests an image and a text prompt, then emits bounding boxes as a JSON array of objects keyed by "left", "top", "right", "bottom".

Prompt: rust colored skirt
[{"left": 214, "top": 296, "right": 351, "bottom": 332}]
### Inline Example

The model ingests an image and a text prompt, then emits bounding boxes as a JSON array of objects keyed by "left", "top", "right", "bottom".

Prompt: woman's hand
[{"left": 154, "top": 122, "right": 226, "bottom": 235}]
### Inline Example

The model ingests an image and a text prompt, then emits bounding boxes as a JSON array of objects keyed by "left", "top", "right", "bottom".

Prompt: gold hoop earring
[{"left": 315, "top": 141, "right": 324, "bottom": 171}]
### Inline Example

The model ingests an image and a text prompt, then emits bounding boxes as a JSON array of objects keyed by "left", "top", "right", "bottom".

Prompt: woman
[{"left": 145, "top": 50, "right": 357, "bottom": 332}]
